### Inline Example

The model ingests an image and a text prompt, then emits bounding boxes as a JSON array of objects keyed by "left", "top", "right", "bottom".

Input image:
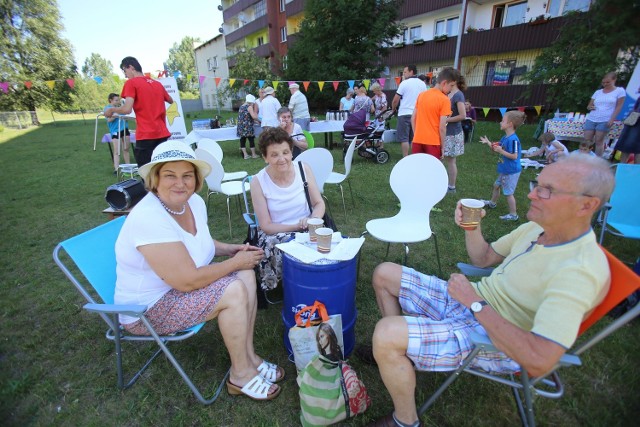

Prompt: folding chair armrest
[
  {"left": 457, "top": 263, "right": 495, "bottom": 277},
  {"left": 557, "top": 352, "right": 581, "bottom": 367},
  {"left": 84, "top": 303, "right": 147, "bottom": 316}
]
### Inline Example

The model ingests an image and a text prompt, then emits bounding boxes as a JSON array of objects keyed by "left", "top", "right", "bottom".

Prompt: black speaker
[{"left": 105, "top": 179, "right": 147, "bottom": 210}]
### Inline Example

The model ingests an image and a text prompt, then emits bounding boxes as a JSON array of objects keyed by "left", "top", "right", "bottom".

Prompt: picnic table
[{"left": 544, "top": 119, "right": 623, "bottom": 143}]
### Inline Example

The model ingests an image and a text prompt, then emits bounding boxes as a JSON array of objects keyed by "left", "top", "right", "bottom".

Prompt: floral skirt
[{"left": 257, "top": 230, "right": 294, "bottom": 290}]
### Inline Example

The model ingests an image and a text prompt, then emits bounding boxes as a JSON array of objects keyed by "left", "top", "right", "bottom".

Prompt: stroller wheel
[{"left": 376, "top": 149, "right": 390, "bottom": 164}]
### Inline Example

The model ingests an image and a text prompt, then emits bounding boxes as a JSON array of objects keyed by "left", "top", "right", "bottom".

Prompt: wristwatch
[{"left": 470, "top": 300, "right": 488, "bottom": 315}]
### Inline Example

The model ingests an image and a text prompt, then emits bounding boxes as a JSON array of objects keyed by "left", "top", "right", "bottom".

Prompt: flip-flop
[
  {"left": 257, "top": 360, "right": 285, "bottom": 383},
  {"left": 226, "top": 374, "right": 281, "bottom": 401}
]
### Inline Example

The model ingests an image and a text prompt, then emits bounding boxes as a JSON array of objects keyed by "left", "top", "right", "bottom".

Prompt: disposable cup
[
  {"left": 460, "top": 199, "right": 484, "bottom": 230},
  {"left": 315, "top": 227, "right": 333, "bottom": 253},
  {"left": 307, "top": 218, "right": 324, "bottom": 242}
]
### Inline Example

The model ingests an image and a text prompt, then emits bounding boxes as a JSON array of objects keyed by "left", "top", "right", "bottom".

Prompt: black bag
[
  {"left": 105, "top": 179, "right": 146, "bottom": 210},
  {"left": 298, "top": 162, "right": 337, "bottom": 231},
  {"left": 210, "top": 116, "right": 221, "bottom": 129}
]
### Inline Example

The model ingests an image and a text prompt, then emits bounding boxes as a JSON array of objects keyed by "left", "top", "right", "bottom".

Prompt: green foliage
[
  {"left": 0, "top": 0, "right": 76, "bottom": 116},
  {"left": 166, "top": 36, "right": 202, "bottom": 93},
  {"left": 526, "top": 0, "right": 640, "bottom": 111},
  {"left": 69, "top": 75, "right": 125, "bottom": 112},
  {"left": 220, "top": 49, "right": 275, "bottom": 104},
  {"left": 81, "top": 53, "right": 115, "bottom": 79}
]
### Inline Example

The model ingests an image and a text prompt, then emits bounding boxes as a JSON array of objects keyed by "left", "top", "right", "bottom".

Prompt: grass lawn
[{"left": 1, "top": 111, "right": 639, "bottom": 426}]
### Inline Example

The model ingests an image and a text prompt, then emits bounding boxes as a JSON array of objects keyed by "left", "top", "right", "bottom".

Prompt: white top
[
  {"left": 288, "top": 90, "right": 310, "bottom": 119},
  {"left": 256, "top": 161, "right": 310, "bottom": 225},
  {"left": 254, "top": 98, "right": 262, "bottom": 120},
  {"left": 586, "top": 87, "right": 626, "bottom": 122},
  {"left": 260, "top": 95, "right": 282, "bottom": 127},
  {"left": 114, "top": 193, "right": 215, "bottom": 324},
  {"left": 290, "top": 122, "right": 305, "bottom": 140},
  {"left": 396, "top": 77, "right": 427, "bottom": 116}
]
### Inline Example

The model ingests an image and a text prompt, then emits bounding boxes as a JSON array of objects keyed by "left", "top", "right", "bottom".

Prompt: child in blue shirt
[
  {"left": 479, "top": 111, "right": 526, "bottom": 221},
  {"left": 105, "top": 93, "right": 131, "bottom": 174}
]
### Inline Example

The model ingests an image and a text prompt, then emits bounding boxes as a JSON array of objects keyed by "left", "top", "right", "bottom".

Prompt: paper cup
[
  {"left": 315, "top": 228, "right": 333, "bottom": 253},
  {"left": 460, "top": 199, "right": 484, "bottom": 230},
  {"left": 307, "top": 218, "right": 324, "bottom": 242}
]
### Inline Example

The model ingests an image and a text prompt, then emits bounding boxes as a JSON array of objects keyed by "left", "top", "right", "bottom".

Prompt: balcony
[
  {"left": 285, "top": 0, "right": 305, "bottom": 16},
  {"left": 399, "top": 0, "right": 461, "bottom": 19},
  {"left": 227, "top": 43, "right": 272, "bottom": 68},
  {"left": 385, "top": 36, "right": 457, "bottom": 66},
  {"left": 224, "top": 14, "right": 269, "bottom": 45},
  {"left": 223, "top": 0, "right": 259, "bottom": 21}
]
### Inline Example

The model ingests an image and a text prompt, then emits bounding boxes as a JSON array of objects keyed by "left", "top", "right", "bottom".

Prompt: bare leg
[
  {"left": 401, "top": 142, "right": 410, "bottom": 157},
  {"left": 122, "top": 136, "right": 131, "bottom": 164},
  {"left": 372, "top": 262, "right": 404, "bottom": 316},
  {"left": 445, "top": 156, "right": 457, "bottom": 188},
  {"left": 583, "top": 129, "right": 595, "bottom": 147},
  {"left": 506, "top": 194, "right": 517, "bottom": 215},
  {"left": 112, "top": 137, "right": 120, "bottom": 171},
  {"left": 490, "top": 184, "right": 501, "bottom": 204},
  {"left": 594, "top": 131, "right": 607, "bottom": 157}
]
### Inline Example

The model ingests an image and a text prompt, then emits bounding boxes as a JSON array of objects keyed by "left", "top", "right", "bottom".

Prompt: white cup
[
  {"left": 307, "top": 218, "right": 324, "bottom": 242},
  {"left": 459, "top": 199, "right": 484, "bottom": 230},
  {"left": 315, "top": 228, "right": 334, "bottom": 253}
]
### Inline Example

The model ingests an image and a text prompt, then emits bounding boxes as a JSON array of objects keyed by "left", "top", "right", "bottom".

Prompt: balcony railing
[
  {"left": 223, "top": 0, "right": 258, "bottom": 21},
  {"left": 224, "top": 14, "right": 269, "bottom": 45},
  {"left": 386, "top": 36, "right": 457, "bottom": 65},
  {"left": 285, "top": 0, "right": 305, "bottom": 16},
  {"left": 399, "top": 0, "right": 462, "bottom": 19}
]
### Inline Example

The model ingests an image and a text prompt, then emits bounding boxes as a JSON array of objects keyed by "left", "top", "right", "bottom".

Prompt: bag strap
[
  {"left": 298, "top": 161, "right": 313, "bottom": 216},
  {"left": 295, "top": 300, "right": 329, "bottom": 327}
]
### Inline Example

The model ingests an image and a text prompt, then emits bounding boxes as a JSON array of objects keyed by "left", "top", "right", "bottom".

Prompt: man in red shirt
[{"left": 105, "top": 57, "right": 173, "bottom": 167}]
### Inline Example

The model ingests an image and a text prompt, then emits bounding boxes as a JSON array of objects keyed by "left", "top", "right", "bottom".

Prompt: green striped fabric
[{"left": 297, "top": 355, "right": 348, "bottom": 426}]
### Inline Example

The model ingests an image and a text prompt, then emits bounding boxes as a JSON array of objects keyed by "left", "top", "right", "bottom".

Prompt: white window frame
[
  {"left": 280, "top": 0, "right": 285, "bottom": 12},
  {"left": 280, "top": 26, "right": 287, "bottom": 42},
  {"left": 409, "top": 25, "right": 422, "bottom": 41},
  {"left": 503, "top": 1, "right": 527, "bottom": 26},
  {"left": 435, "top": 16, "right": 459, "bottom": 37}
]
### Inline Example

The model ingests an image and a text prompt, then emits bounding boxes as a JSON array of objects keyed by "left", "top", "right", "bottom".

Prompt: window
[
  {"left": 254, "top": 0, "right": 266, "bottom": 18},
  {"left": 257, "top": 36, "right": 264, "bottom": 46},
  {"left": 280, "top": 26, "right": 287, "bottom": 42},
  {"left": 409, "top": 25, "right": 422, "bottom": 41},
  {"left": 484, "top": 60, "right": 517, "bottom": 86},
  {"left": 435, "top": 16, "right": 459, "bottom": 37},
  {"left": 280, "top": 0, "right": 285, "bottom": 12},
  {"left": 282, "top": 55, "right": 288, "bottom": 70},
  {"left": 548, "top": 0, "right": 591, "bottom": 16},
  {"left": 493, "top": 1, "right": 527, "bottom": 28},
  {"left": 207, "top": 56, "right": 218, "bottom": 71}
]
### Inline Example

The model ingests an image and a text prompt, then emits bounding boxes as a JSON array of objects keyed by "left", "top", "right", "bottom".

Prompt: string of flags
[{"left": 0, "top": 73, "right": 544, "bottom": 117}]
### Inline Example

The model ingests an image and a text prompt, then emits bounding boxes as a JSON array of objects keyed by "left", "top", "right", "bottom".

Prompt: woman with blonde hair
[{"left": 370, "top": 82, "right": 388, "bottom": 118}]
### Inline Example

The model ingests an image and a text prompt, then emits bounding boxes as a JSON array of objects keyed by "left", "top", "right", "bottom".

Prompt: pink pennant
[
  {"left": 243, "top": 79, "right": 249, "bottom": 85},
  {"left": 377, "top": 78, "right": 386, "bottom": 88},
  {"left": 517, "top": 106, "right": 525, "bottom": 112},
  {"left": 199, "top": 75, "right": 206, "bottom": 86},
  {"left": 66, "top": 79, "right": 75, "bottom": 89},
  {"left": 0, "top": 82, "right": 8, "bottom": 93},
  {"left": 25, "top": 81, "right": 33, "bottom": 89},
  {"left": 332, "top": 81, "right": 339, "bottom": 92}
]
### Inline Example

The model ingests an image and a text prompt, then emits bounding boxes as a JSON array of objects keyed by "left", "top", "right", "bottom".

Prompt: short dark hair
[
  {"left": 120, "top": 56, "right": 142, "bottom": 73},
  {"left": 277, "top": 106, "right": 291, "bottom": 117},
  {"left": 258, "top": 127, "right": 294, "bottom": 157},
  {"left": 405, "top": 64, "right": 417, "bottom": 75},
  {"left": 108, "top": 93, "right": 119, "bottom": 102},
  {"left": 437, "top": 67, "right": 457, "bottom": 84}
]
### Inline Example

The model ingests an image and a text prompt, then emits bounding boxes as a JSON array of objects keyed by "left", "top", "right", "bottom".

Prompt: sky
[{"left": 58, "top": 0, "right": 223, "bottom": 75}]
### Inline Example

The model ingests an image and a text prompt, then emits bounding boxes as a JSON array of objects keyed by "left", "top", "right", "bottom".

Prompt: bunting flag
[
  {"left": 483, "top": 107, "right": 490, "bottom": 117},
  {"left": 173, "top": 71, "right": 181, "bottom": 79},
  {"left": 243, "top": 79, "right": 249, "bottom": 85},
  {"left": 186, "top": 73, "right": 192, "bottom": 81},
  {"left": 347, "top": 80, "right": 355, "bottom": 89},
  {"left": 363, "top": 79, "right": 370, "bottom": 90},
  {"left": 25, "top": 81, "right": 33, "bottom": 89},
  {"left": 303, "top": 81, "right": 310, "bottom": 91},
  {"left": 66, "top": 79, "right": 75, "bottom": 89},
  {"left": 93, "top": 77, "right": 102, "bottom": 84},
  {"left": 0, "top": 82, "right": 8, "bottom": 93},
  {"left": 394, "top": 76, "right": 401, "bottom": 86},
  {"left": 273, "top": 81, "right": 280, "bottom": 90},
  {"left": 288, "top": 81, "right": 295, "bottom": 87},
  {"left": 258, "top": 80, "right": 265, "bottom": 88},
  {"left": 534, "top": 105, "right": 542, "bottom": 115},
  {"left": 228, "top": 78, "right": 236, "bottom": 87},
  {"left": 516, "top": 106, "right": 525, "bottom": 112},
  {"left": 427, "top": 72, "right": 433, "bottom": 78},
  {"left": 199, "top": 75, "right": 206, "bottom": 86},
  {"left": 332, "top": 81, "right": 339, "bottom": 91},
  {"left": 45, "top": 80, "right": 55, "bottom": 90},
  {"left": 214, "top": 77, "right": 221, "bottom": 87},
  {"left": 498, "top": 107, "right": 507, "bottom": 117},
  {"left": 318, "top": 81, "right": 325, "bottom": 91},
  {"left": 144, "top": 72, "right": 151, "bottom": 78},
  {"left": 112, "top": 75, "right": 120, "bottom": 83},
  {"left": 378, "top": 78, "right": 386, "bottom": 88}
]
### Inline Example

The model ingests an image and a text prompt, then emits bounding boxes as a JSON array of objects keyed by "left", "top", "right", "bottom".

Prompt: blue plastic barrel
[{"left": 281, "top": 253, "right": 358, "bottom": 358}]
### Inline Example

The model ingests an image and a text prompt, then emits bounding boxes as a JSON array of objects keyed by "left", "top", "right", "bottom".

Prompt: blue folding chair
[
  {"left": 53, "top": 217, "right": 230, "bottom": 404},
  {"left": 597, "top": 164, "right": 640, "bottom": 244}
]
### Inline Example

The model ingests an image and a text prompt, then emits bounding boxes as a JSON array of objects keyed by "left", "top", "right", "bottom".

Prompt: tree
[
  {"left": 82, "top": 53, "right": 115, "bottom": 79},
  {"left": 166, "top": 36, "right": 202, "bottom": 93},
  {"left": 0, "top": 0, "right": 76, "bottom": 122},
  {"left": 219, "top": 49, "right": 275, "bottom": 108},
  {"left": 526, "top": 0, "right": 640, "bottom": 112}
]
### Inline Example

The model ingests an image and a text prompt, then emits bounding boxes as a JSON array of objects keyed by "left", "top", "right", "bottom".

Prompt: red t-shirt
[
  {"left": 121, "top": 77, "right": 172, "bottom": 140},
  {"left": 412, "top": 88, "right": 452, "bottom": 146}
]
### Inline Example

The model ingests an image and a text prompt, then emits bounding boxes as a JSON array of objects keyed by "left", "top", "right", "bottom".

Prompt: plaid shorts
[
  {"left": 399, "top": 267, "right": 520, "bottom": 373},
  {"left": 123, "top": 271, "right": 238, "bottom": 336}
]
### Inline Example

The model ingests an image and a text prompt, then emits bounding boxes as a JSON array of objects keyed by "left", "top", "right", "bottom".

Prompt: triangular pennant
[
  {"left": 303, "top": 81, "right": 310, "bottom": 91},
  {"left": 199, "top": 75, "right": 206, "bottom": 86},
  {"left": 186, "top": 73, "right": 192, "bottom": 81},
  {"left": 347, "top": 80, "right": 355, "bottom": 89},
  {"left": 377, "top": 78, "right": 386, "bottom": 88},
  {"left": 427, "top": 72, "right": 433, "bottom": 78},
  {"left": 173, "top": 71, "right": 180, "bottom": 78},
  {"left": 318, "top": 81, "right": 325, "bottom": 91},
  {"left": 516, "top": 106, "right": 525, "bottom": 112},
  {"left": 214, "top": 77, "right": 221, "bottom": 87},
  {"left": 243, "top": 79, "right": 249, "bottom": 85},
  {"left": 0, "top": 82, "right": 9, "bottom": 93},
  {"left": 534, "top": 105, "right": 542, "bottom": 116},
  {"left": 93, "top": 76, "right": 102, "bottom": 84},
  {"left": 25, "top": 81, "right": 33, "bottom": 89},
  {"left": 45, "top": 80, "right": 55, "bottom": 90},
  {"left": 144, "top": 72, "right": 151, "bottom": 78},
  {"left": 332, "top": 81, "right": 339, "bottom": 91},
  {"left": 394, "top": 76, "right": 401, "bottom": 86},
  {"left": 273, "top": 81, "right": 280, "bottom": 90},
  {"left": 363, "top": 79, "right": 370, "bottom": 90},
  {"left": 483, "top": 107, "right": 490, "bottom": 117},
  {"left": 288, "top": 81, "right": 295, "bottom": 87},
  {"left": 66, "top": 79, "right": 75, "bottom": 89},
  {"left": 229, "top": 78, "right": 236, "bottom": 87},
  {"left": 499, "top": 107, "right": 507, "bottom": 117},
  {"left": 112, "top": 75, "right": 120, "bottom": 83},
  {"left": 258, "top": 80, "right": 265, "bottom": 88}
]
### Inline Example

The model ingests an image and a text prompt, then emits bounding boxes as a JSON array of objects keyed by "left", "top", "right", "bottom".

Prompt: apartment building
[
  {"left": 194, "top": 35, "right": 232, "bottom": 110},
  {"left": 219, "top": 0, "right": 592, "bottom": 108}
]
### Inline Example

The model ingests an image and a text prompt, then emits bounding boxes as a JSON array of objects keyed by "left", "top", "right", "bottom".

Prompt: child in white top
[{"left": 524, "top": 132, "right": 568, "bottom": 163}]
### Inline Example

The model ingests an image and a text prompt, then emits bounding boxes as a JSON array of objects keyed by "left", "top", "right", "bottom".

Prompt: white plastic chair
[
  {"left": 195, "top": 148, "right": 250, "bottom": 237},
  {"left": 197, "top": 138, "right": 247, "bottom": 182},
  {"left": 295, "top": 148, "right": 334, "bottom": 193},
  {"left": 325, "top": 137, "right": 357, "bottom": 221},
  {"left": 364, "top": 153, "right": 447, "bottom": 273}
]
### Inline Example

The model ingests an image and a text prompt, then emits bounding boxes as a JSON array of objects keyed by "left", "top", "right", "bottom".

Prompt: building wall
[{"left": 194, "top": 36, "right": 232, "bottom": 110}]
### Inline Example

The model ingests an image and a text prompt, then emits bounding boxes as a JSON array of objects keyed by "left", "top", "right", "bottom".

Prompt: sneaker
[
  {"left": 447, "top": 186, "right": 457, "bottom": 194},
  {"left": 243, "top": 154, "right": 251, "bottom": 160},
  {"left": 499, "top": 213, "right": 519, "bottom": 221},
  {"left": 481, "top": 200, "right": 497, "bottom": 209}
]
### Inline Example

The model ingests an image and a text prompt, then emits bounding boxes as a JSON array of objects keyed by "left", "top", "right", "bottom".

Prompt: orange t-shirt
[{"left": 412, "top": 88, "right": 452, "bottom": 146}]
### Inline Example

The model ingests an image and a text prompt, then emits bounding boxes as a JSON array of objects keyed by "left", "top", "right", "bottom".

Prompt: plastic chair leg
[{"left": 338, "top": 183, "right": 347, "bottom": 223}]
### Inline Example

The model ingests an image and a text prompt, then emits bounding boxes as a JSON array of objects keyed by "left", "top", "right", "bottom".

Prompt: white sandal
[
  {"left": 226, "top": 374, "right": 281, "bottom": 401},
  {"left": 257, "top": 360, "right": 285, "bottom": 383}
]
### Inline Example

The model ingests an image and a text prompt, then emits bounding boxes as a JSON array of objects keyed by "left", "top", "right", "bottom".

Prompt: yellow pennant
[
  {"left": 273, "top": 81, "right": 280, "bottom": 90},
  {"left": 483, "top": 107, "right": 490, "bottom": 117},
  {"left": 45, "top": 80, "right": 55, "bottom": 90},
  {"left": 363, "top": 79, "right": 370, "bottom": 90},
  {"left": 534, "top": 105, "right": 542, "bottom": 116},
  {"left": 318, "top": 81, "right": 325, "bottom": 91},
  {"left": 229, "top": 78, "right": 236, "bottom": 87}
]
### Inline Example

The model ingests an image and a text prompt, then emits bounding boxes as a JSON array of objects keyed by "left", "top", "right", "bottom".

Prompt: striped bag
[{"left": 297, "top": 355, "right": 371, "bottom": 426}]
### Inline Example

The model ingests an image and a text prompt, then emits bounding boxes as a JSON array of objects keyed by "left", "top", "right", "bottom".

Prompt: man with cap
[
  {"left": 288, "top": 83, "right": 311, "bottom": 131},
  {"left": 259, "top": 86, "right": 281, "bottom": 129}
]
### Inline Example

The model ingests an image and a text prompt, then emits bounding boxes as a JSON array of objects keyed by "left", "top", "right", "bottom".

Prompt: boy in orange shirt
[{"left": 411, "top": 67, "right": 456, "bottom": 157}]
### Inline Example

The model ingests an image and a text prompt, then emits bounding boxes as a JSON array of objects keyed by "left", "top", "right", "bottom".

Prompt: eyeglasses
[{"left": 529, "top": 180, "right": 593, "bottom": 199}]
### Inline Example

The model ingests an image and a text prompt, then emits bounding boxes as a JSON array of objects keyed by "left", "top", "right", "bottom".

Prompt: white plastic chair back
[
  {"left": 197, "top": 138, "right": 224, "bottom": 161},
  {"left": 343, "top": 137, "right": 357, "bottom": 177},
  {"left": 195, "top": 148, "right": 224, "bottom": 192},
  {"left": 296, "top": 148, "right": 334, "bottom": 192}
]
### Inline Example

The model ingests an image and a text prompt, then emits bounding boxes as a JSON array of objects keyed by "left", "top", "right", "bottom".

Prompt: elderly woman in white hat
[
  {"left": 237, "top": 94, "right": 260, "bottom": 159},
  {"left": 114, "top": 140, "right": 283, "bottom": 401},
  {"left": 259, "top": 86, "right": 281, "bottom": 129}
]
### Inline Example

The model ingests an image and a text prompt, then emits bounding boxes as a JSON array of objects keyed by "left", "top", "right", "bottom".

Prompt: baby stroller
[{"left": 342, "top": 108, "right": 394, "bottom": 164}]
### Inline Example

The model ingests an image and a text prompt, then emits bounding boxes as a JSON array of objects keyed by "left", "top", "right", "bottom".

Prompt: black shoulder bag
[{"left": 298, "top": 162, "right": 337, "bottom": 231}]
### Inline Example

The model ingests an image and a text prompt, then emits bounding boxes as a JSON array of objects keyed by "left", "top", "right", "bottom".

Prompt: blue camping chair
[
  {"left": 597, "top": 164, "right": 640, "bottom": 244},
  {"left": 52, "top": 217, "right": 230, "bottom": 404}
]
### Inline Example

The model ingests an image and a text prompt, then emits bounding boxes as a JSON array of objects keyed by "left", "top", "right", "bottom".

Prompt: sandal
[
  {"left": 243, "top": 154, "right": 251, "bottom": 160},
  {"left": 257, "top": 360, "right": 285, "bottom": 383},
  {"left": 227, "top": 374, "right": 281, "bottom": 401}
]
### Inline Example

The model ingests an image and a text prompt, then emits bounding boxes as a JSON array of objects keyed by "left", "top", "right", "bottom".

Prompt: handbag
[
  {"left": 297, "top": 355, "right": 371, "bottom": 426},
  {"left": 288, "top": 301, "right": 344, "bottom": 371},
  {"left": 298, "top": 162, "right": 338, "bottom": 231},
  {"left": 623, "top": 111, "right": 639, "bottom": 126}
]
